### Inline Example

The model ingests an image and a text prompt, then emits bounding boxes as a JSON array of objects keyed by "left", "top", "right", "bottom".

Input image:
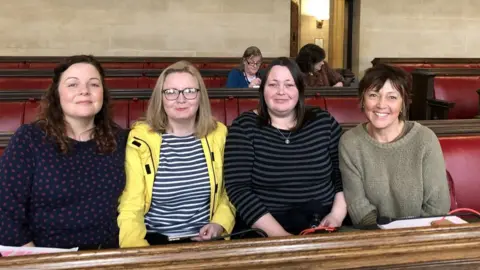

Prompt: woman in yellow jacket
[{"left": 118, "top": 61, "right": 235, "bottom": 247}]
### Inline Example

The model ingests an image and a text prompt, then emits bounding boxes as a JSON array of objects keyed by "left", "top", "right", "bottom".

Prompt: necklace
[{"left": 275, "top": 128, "right": 292, "bottom": 144}]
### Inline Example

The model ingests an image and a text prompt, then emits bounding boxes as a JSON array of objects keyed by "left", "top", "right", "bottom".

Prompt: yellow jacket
[{"left": 117, "top": 121, "right": 235, "bottom": 248}]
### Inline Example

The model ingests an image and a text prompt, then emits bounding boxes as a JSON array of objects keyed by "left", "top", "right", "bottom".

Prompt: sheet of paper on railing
[
  {"left": 0, "top": 245, "right": 78, "bottom": 257},
  {"left": 378, "top": 216, "right": 468, "bottom": 229}
]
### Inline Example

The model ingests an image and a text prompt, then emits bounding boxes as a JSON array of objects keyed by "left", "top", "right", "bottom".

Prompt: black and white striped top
[
  {"left": 144, "top": 134, "right": 210, "bottom": 237},
  {"left": 224, "top": 108, "right": 343, "bottom": 226}
]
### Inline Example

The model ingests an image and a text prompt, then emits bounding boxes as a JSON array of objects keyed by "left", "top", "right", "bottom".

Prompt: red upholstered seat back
[
  {"left": 0, "top": 63, "right": 21, "bottom": 69},
  {"left": 0, "top": 78, "right": 51, "bottom": 90},
  {"left": 446, "top": 170, "right": 458, "bottom": 211},
  {"left": 225, "top": 97, "right": 238, "bottom": 126},
  {"left": 24, "top": 100, "right": 41, "bottom": 124},
  {"left": 147, "top": 63, "right": 171, "bottom": 69},
  {"left": 439, "top": 136, "right": 480, "bottom": 211},
  {"left": 203, "top": 63, "right": 237, "bottom": 69},
  {"left": 104, "top": 77, "right": 139, "bottom": 89},
  {"left": 388, "top": 63, "right": 479, "bottom": 73},
  {"left": 0, "top": 102, "right": 25, "bottom": 132},
  {"left": 129, "top": 99, "right": 146, "bottom": 127},
  {"left": 238, "top": 99, "right": 259, "bottom": 115},
  {"left": 210, "top": 98, "right": 226, "bottom": 124},
  {"left": 102, "top": 63, "right": 145, "bottom": 69},
  {"left": 430, "top": 63, "right": 479, "bottom": 68},
  {"left": 324, "top": 97, "right": 366, "bottom": 123},
  {"left": 391, "top": 64, "right": 425, "bottom": 73},
  {"left": 28, "top": 63, "right": 57, "bottom": 69},
  {"left": 433, "top": 76, "right": 480, "bottom": 119},
  {"left": 111, "top": 100, "right": 129, "bottom": 129},
  {"left": 305, "top": 96, "right": 326, "bottom": 109}
]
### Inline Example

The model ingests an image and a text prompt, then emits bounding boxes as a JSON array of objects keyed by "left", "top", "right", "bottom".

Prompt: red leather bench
[
  {"left": 0, "top": 69, "right": 230, "bottom": 90},
  {"left": 440, "top": 135, "right": 480, "bottom": 212},
  {"left": 324, "top": 97, "right": 366, "bottom": 123},
  {"left": 410, "top": 69, "right": 480, "bottom": 120},
  {"left": 0, "top": 101, "right": 24, "bottom": 132},
  {"left": 432, "top": 76, "right": 480, "bottom": 119},
  {"left": 372, "top": 58, "right": 480, "bottom": 73},
  {"left": 386, "top": 63, "right": 480, "bottom": 73},
  {"left": 0, "top": 88, "right": 365, "bottom": 131},
  {"left": 0, "top": 57, "right": 276, "bottom": 70}
]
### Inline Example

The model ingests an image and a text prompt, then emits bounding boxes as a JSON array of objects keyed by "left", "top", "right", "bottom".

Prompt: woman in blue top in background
[{"left": 226, "top": 46, "right": 263, "bottom": 88}]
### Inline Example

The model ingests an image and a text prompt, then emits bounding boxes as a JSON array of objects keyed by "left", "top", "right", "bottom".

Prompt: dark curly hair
[{"left": 37, "top": 54, "right": 120, "bottom": 154}]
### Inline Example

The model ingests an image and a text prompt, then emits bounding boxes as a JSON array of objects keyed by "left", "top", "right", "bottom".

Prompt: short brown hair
[
  {"left": 37, "top": 54, "right": 120, "bottom": 154},
  {"left": 240, "top": 46, "right": 263, "bottom": 69},
  {"left": 145, "top": 61, "right": 217, "bottom": 138},
  {"left": 359, "top": 64, "right": 411, "bottom": 120}
]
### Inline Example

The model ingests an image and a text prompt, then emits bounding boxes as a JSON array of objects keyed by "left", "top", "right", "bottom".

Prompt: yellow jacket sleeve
[
  {"left": 210, "top": 123, "right": 236, "bottom": 234},
  {"left": 117, "top": 140, "right": 149, "bottom": 248},
  {"left": 211, "top": 188, "right": 236, "bottom": 234}
]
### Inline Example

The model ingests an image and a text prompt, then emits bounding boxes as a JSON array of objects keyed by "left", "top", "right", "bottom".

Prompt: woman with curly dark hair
[{"left": 0, "top": 55, "right": 128, "bottom": 250}]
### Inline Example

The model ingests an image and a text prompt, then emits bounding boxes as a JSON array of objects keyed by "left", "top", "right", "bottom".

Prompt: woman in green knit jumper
[{"left": 339, "top": 64, "right": 450, "bottom": 226}]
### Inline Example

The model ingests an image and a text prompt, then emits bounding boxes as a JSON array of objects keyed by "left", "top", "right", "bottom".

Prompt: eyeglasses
[
  {"left": 245, "top": 59, "right": 262, "bottom": 67},
  {"left": 162, "top": 88, "right": 199, "bottom": 100}
]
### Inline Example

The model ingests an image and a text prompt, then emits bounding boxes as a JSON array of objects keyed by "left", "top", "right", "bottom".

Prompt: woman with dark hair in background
[
  {"left": 0, "top": 55, "right": 128, "bottom": 249},
  {"left": 224, "top": 57, "right": 347, "bottom": 237},
  {"left": 296, "top": 43, "right": 345, "bottom": 87},
  {"left": 226, "top": 46, "right": 263, "bottom": 88}
]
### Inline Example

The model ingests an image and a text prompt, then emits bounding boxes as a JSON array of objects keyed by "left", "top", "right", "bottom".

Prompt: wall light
[{"left": 302, "top": 0, "right": 330, "bottom": 29}]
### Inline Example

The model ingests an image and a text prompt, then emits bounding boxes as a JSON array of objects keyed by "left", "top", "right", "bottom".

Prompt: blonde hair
[{"left": 145, "top": 61, "right": 217, "bottom": 138}]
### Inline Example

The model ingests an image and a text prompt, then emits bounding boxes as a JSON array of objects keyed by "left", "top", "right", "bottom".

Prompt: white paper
[
  {"left": 0, "top": 245, "right": 78, "bottom": 257},
  {"left": 378, "top": 216, "right": 468, "bottom": 229}
]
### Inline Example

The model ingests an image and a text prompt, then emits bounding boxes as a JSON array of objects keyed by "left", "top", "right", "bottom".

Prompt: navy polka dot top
[{"left": 0, "top": 124, "right": 128, "bottom": 248}]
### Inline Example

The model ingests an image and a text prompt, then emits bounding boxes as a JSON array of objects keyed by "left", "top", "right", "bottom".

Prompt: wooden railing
[{"left": 1, "top": 223, "right": 480, "bottom": 269}]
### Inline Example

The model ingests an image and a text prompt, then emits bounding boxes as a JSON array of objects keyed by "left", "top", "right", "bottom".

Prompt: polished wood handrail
[
  {"left": 372, "top": 57, "right": 480, "bottom": 65},
  {"left": 2, "top": 224, "right": 480, "bottom": 269}
]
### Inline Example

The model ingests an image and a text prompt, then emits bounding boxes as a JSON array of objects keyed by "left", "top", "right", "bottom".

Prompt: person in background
[
  {"left": 0, "top": 55, "right": 128, "bottom": 249},
  {"left": 224, "top": 57, "right": 347, "bottom": 237},
  {"left": 339, "top": 64, "right": 450, "bottom": 227},
  {"left": 118, "top": 61, "right": 235, "bottom": 247},
  {"left": 226, "top": 46, "right": 263, "bottom": 88},
  {"left": 296, "top": 43, "right": 344, "bottom": 87}
]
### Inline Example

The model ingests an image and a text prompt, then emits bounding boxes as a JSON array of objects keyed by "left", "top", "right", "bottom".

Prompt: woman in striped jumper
[
  {"left": 224, "top": 57, "right": 347, "bottom": 237},
  {"left": 118, "top": 61, "right": 235, "bottom": 247}
]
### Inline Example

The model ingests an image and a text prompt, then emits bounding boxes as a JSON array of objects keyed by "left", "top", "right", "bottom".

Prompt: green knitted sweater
[{"left": 339, "top": 121, "right": 450, "bottom": 225}]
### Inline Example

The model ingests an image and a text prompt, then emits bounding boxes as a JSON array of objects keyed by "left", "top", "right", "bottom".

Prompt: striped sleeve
[
  {"left": 328, "top": 115, "right": 343, "bottom": 193},
  {"left": 224, "top": 117, "right": 268, "bottom": 226}
]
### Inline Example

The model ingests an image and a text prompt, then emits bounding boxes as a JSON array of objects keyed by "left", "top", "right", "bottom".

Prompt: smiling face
[
  {"left": 263, "top": 65, "right": 299, "bottom": 117},
  {"left": 363, "top": 79, "right": 404, "bottom": 131},
  {"left": 58, "top": 63, "right": 104, "bottom": 122},
  {"left": 162, "top": 72, "right": 200, "bottom": 123}
]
